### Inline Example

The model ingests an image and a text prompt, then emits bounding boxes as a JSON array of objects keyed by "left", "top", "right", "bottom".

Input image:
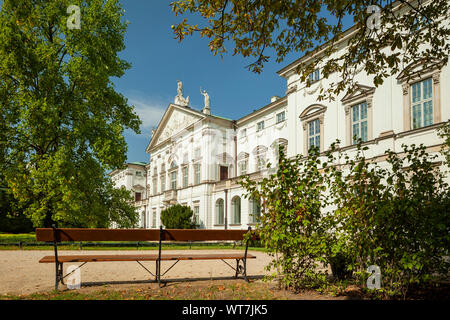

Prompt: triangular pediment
[
  {"left": 341, "top": 83, "right": 375, "bottom": 104},
  {"left": 132, "top": 184, "right": 145, "bottom": 192},
  {"left": 146, "top": 104, "right": 205, "bottom": 152}
]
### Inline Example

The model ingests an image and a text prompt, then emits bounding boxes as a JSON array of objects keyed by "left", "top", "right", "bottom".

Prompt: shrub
[
  {"left": 327, "top": 142, "right": 450, "bottom": 298},
  {"left": 241, "top": 139, "right": 449, "bottom": 299},
  {"left": 240, "top": 147, "right": 331, "bottom": 291},
  {"left": 160, "top": 204, "right": 196, "bottom": 229}
]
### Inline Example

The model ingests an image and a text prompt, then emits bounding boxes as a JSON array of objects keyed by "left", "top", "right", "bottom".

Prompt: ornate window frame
[
  {"left": 270, "top": 138, "right": 288, "bottom": 163},
  {"left": 237, "top": 152, "right": 249, "bottom": 176},
  {"left": 252, "top": 145, "right": 268, "bottom": 172},
  {"left": 397, "top": 59, "right": 443, "bottom": 131},
  {"left": 341, "top": 84, "right": 375, "bottom": 146},
  {"left": 300, "top": 104, "right": 327, "bottom": 154}
]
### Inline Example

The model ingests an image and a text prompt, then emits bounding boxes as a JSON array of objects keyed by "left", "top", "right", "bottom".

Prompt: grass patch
[
  {"left": 0, "top": 233, "right": 35, "bottom": 243},
  {"left": 0, "top": 281, "right": 291, "bottom": 300}
]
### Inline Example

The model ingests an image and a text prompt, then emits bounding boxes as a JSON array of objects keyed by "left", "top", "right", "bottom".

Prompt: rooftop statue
[
  {"left": 174, "top": 80, "right": 189, "bottom": 107},
  {"left": 200, "top": 87, "right": 211, "bottom": 115}
]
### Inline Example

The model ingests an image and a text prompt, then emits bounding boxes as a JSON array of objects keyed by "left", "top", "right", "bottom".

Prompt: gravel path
[{"left": 0, "top": 249, "right": 272, "bottom": 295}]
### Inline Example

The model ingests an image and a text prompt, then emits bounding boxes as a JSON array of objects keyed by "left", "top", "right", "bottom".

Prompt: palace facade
[{"left": 111, "top": 24, "right": 449, "bottom": 230}]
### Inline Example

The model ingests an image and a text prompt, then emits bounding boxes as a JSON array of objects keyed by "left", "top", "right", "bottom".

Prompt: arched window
[
  {"left": 249, "top": 197, "right": 261, "bottom": 224},
  {"left": 215, "top": 199, "right": 224, "bottom": 225},
  {"left": 231, "top": 196, "right": 241, "bottom": 224}
]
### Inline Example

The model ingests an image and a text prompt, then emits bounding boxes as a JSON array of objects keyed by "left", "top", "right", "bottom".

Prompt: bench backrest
[{"left": 36, "top": 228, "right": 254, "bottom": 242}]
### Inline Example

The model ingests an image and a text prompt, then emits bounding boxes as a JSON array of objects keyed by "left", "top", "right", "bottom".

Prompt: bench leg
[
  {"left": 59, "top": 263, "right": 65, "bottom": 285},
  {"left": 157, "top": 260, "right": 162, "bottom": 288},
  {"left": 55, "top": 262, "right": 64, "bottom": 290},
  {"left": 243, "top": 259, "right": 249, "bottom": 283},
  {"left": 234, "top": 259, "right": 249, "bottom": 282}
]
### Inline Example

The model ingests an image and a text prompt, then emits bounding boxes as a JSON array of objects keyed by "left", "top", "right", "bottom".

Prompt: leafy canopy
[
  {"left": 171, "top": 0, "right": 450, "bottom": 100},
  {"left": 0, "top": 0, "right": 141, "bottom": 227}
]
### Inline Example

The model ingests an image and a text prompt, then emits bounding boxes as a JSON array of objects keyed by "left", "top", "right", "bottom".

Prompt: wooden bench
[{"left": 36, "top": 225, "right": 256, "bottom": 289}]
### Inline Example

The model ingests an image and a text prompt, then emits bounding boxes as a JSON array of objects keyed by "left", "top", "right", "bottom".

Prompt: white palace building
[{"left": 110, "top": 22, "right": 450, "bottom": 230}]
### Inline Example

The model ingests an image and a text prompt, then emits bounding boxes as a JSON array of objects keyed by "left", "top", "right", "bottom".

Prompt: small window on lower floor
[
  {"left": 215, "top": 199, "right": 224, "bottom": 225},
  {"left": 193, "top": 206, "right": 200, "bottom": 225},
  {"left": 249, "top": 197, "right": 261, "bottom": 224}
]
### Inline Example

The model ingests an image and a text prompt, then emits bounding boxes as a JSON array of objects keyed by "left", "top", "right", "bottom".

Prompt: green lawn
[
  {"left": 0, "top": 232, "right": 36, "bottom": 243},
  {"left": 0, "top": 281, "right": 298, "bottom": 300}
]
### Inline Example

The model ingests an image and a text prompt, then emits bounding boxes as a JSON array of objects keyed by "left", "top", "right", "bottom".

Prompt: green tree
[
  {"left": 0, "top": 176, "right": 33, "bottom": 233},
  {"left": 171, "top": 0, "right": 450, "bottom": 100},
  {"left": 438, "top": 121, "right": 450, "bottom": 165},
  {"left": 0, "top": 0, "right": 141, "bottom": 228},
  {"left": 160, "top": 204, "right": 196, "bottom": 229},
  {"left": 239, "top": 147, "right": 331, "bottom": 291}
]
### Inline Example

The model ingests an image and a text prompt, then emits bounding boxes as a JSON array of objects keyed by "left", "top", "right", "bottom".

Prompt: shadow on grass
[{"left": 79, "top": 275, "right": 265, "bottom": 289}]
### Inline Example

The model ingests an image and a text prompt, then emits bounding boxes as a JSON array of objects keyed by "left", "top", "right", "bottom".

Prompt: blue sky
[
  {"left": 115, "top": 1, "right": 316, "bottom": 163},
  {"left": 1, "top": 0, "right": 354, "bottom": 164}
]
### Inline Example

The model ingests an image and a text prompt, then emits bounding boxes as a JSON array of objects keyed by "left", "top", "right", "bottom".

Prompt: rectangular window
[
  {"left": 240, "top": 128, "right": 247, "bottom": 138},
  {"left": 411, "top": 78, "right": 433, "bottom": 129},
  {"left": 351, "top": 102, "right": 368, "bottom": 144},
  {"left": 152, "top": 178, "right": 157, "bottom": 195},
  {"left": 308, "top": 119, "right": 321, "bottom": 151},
  {"left": 134, "top": 192, "right": 141, "bottom": 202},
  {"left": 220, "top": 165, "right": 228, "bottom": 181},
  {"left": 194, "top": 148, "right": 201, "bottom": 159},
  {"left": 170, "top": 171, "right": 177, "bottom": 190},
  {"left": 161, "top": 176, "right": 165, "bottom": 192},
  {"left": 239, "top": 160, "right": 247, "bottom": 175},
  {"left": 250, "top": 199, "right": 261, "bottom": 223},
  {"left": 153, "top": 167, "right": 157, "bottom": 175},
  {"left": 161, "top": 164, "right": 165, "bottom": 172},
  {"left": 136, "top": 171, "right": 142, "bottom": 176},
  {"left": 194, "top": 164, "right": 201, "bottom": 185},
  {"left": 256, "top": 155, "right": 266, "bottom": 171},
  {"left": 152, "top": 210, "right": 157, "bottom": 228},
  {"left": 193, "top": 206, "right": 200, "bottom": 225},
  {"left": 183, "top": 167, "right": 188, "bottom": 188},
  {"left": 276, "top": 111, "right": 285, "bottom": 123},
  {"left": 308, "top": 69, "right": 320, "bottom": 82},
  {"left": 257, "top": 121, "right": 264, "bottom": 132}
]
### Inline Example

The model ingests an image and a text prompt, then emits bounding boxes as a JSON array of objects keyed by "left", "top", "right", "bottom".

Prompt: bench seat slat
[{"left": 39, "top": 253, "right": 257, "bottom": 263}]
